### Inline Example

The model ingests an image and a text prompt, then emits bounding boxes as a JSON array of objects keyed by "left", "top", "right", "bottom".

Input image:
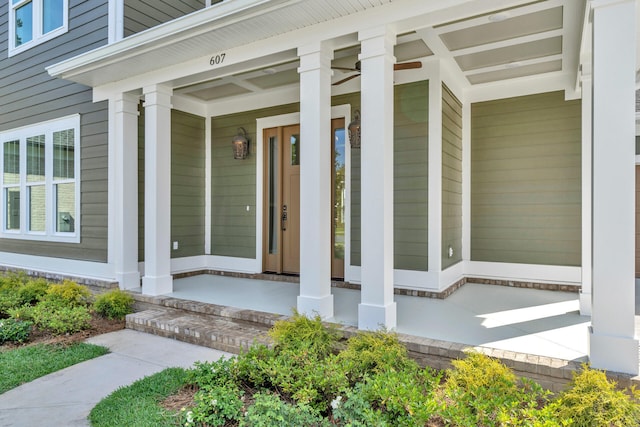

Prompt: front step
[{"left": 126, "top": 307, "right": 272, "bottom": 354}]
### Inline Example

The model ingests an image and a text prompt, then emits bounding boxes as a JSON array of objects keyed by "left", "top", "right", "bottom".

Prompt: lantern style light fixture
[
  {"left": 348, "top": 110, "right": 361, "bottom": 149},
  {"left": 232, "top": 127, "right": 249, "bottom": 160}
]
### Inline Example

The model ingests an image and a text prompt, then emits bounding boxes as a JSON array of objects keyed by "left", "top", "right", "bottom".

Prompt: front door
[{"left": 263, "top": 120, "right": 345, "bottom": 279}]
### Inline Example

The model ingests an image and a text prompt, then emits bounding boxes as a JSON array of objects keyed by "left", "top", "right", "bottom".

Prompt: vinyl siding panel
[
  {"left": 124, "top": 0, "right": 208, "bottom": 37},
  {"left": 442, "top": 84, "right": 463, "bottom": 270},
  {"left": 0, "top": 0, "right": 109, "bottom": 262},
  {"left": 211, "top": 103, "right": 299, "bottom": 259},
  {"left": 171, "top": 111, "right": 206, "bottom": 258},
  {"left": 471, "top": 91, "right": 581, "bottom": 266},
  {"left": 394, "top": 81, "right": 429, "bottom": 271}
]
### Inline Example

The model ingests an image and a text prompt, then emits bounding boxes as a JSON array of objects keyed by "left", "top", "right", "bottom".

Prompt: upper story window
[
  {"left": 9, "top": 0, "right": 68, "bottom": 56},
  {"left": 1, "top": 115, "right": 80, "bottom": 243}
]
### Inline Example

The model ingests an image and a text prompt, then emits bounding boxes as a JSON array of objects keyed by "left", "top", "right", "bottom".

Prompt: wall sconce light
[
  {"left": 348, "top": 110, "right": 361, "bottom": 149},
  {"left": 232, "top": 127, "right": 249, "bottom": 160}
]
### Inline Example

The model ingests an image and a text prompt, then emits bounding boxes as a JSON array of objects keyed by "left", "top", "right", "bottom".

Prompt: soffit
[{"left": 49, "top": 0, "right": 585, "bottom": 102}]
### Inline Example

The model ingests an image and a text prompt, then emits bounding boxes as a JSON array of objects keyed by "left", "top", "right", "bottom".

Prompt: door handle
[{"left": 281, "top": 205, "right": 288, "bottom": 231}]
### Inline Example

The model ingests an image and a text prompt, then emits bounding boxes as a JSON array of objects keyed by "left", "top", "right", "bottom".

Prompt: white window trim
[
  {"left": 0, "top": 114, "right": 81, "bottom": 243},
  {"left": 8, "top": 0, "right": 69, "bottom": 57}
]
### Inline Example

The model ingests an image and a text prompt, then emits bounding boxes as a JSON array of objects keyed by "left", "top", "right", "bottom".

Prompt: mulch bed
[{"left": 0, "top": 314, "right": 125, "bottom": 350}]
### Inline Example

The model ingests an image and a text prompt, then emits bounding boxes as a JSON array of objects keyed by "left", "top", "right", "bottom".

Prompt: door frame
[{"left": 255, "top": 104, "right": 351, "bottom": 279}]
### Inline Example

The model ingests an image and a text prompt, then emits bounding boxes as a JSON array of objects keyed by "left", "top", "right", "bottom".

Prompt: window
[
  {"left": 9, "top": 0, "right": 68, "bottom": 56},
  {"left": 0, "top": 115, "right": 80, "bottom": 242}
]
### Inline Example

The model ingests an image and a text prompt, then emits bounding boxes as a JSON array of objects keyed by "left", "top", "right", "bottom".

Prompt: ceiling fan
[{"left": 331, "top": 60, "right": 422, "bottom": 85}]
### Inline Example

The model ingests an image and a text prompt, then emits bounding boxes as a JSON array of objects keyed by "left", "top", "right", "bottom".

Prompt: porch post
[
  {"left": 113, "top": 93, "right": 140, "bottom": 289},
  {"left": 579, "top": 61, "right": 592, "bottom": 316},
  {"left": 142, "top": 85, "right": 173, "bottom": 296},
  {"left": 589, "top": 0, "right": 638, "bottom": 374},
  {"left": 357, "top": 26, "right": 397, "bottom": 330},
  {"left": 296, "top": 41, "right": 334, "bottom": 319}
]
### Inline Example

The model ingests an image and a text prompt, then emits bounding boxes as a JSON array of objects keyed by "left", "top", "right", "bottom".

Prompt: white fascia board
[{"left": 466, "top": 70, "right": 573, "bottom": 103}]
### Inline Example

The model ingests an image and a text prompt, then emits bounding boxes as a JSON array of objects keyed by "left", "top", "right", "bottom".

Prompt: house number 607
[{"left": 210, "top": 53, "right": 226, "bottom": 66}]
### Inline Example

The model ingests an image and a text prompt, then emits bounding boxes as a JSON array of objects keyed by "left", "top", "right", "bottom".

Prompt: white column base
[
  {"left": 297, "top": 294, "right": 334, "bottom": 320},
  {"left": 358, "top": 302, "right": 397, "bottom": 331},
  {"left": 142, "top": 275, "right": 173, "bottom": 296},
  {"left": 579, "top": 291, "right": 591, "bottom": 316},
  {"left": 116, "top": 271, "right": 141, "bottom": 290},
  {"left": 589, "top": 326, "right": 639, "bottom": 375}
]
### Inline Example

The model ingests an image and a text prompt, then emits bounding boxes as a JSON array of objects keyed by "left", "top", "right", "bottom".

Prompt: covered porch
[{"left": 47, "top": 0, "right": 639, "bottom": 375}]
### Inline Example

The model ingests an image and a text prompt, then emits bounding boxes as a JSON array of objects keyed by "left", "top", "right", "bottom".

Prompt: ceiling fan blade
[
  {"left": 331, "top": 66, "right": 360, "bottom": 72},
  {"left": 394, "top": 61, "right": 423, "bottom": 71},
  {"left": 332, "top": 74, "right": 360, "bottom": 86}
]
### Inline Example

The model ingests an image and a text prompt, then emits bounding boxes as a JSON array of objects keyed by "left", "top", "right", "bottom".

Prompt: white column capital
[
  {"left": 113, "top": 92, "right": 139, "bottom": 115},
  {"left": 297, "top": 41, "right": 334, "bottom": 74},
  {"left": 143, "top": 85, "right": 173, "bottom": 107}
]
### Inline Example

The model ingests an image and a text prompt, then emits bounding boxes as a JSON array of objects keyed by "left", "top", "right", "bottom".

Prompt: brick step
[{"left": 126, "top": 307, "right": 272, "bottom": 354}]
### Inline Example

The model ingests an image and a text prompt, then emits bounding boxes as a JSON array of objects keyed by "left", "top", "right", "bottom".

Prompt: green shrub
[
  {"left": 45, "top": 280, "right": 91, "bottom": 307},
  {"left": 0, "top": 272, "right": 28, "bottom": 292},
  {"left": 187, "top": 358, "right": 238, "bottom": 389},
  {"left": 31, "top": 301, "right": 91, "bottom": 334},
  {"left": 93, "top": 289, "right": 134, "bottom": 319},
  {"left": 269, "top": 310, "right": 340, "bottom": 358},
  {"left": 336, "top": 330, "right": 414, "bottom": 385},
  {"left": 0, "top": 318, "right": 31, "bottom": 344},
  {"left": 0, "top": 291, "right": 22, "bottom": 315},
  {"left": 17, "top": 279, "right": 50, "bottom": 305},
  {"left": 6, "top": 304, "right": 34, "bottom": 321},
  {"left": 239, "top": 392, "right": 328, "bottom": 427},
  {"left": 555, "top": 365, "right": 640, "bottom": 426},
  {"left": 183, "top": 383, "right": 245, "bottom": 427},
  {"left": 235, "top": 344, "right": 276, "bottom": 389},
  {"left": 441, "top": 352, "right": 556, "bottom": 427}
]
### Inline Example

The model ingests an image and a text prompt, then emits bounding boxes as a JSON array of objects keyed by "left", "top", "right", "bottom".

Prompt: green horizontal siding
[
  {"left": 471, "top": 91, "right": 581, "bottom": 266},
  {"left": 394, "top": 81, "right": 429, "bottom": 271},
  {"left": 171, "top": 111, "right": 206, "bottom": 258},
  {"left": 442, "top": 84, "right": 462, "bottom": 270}
]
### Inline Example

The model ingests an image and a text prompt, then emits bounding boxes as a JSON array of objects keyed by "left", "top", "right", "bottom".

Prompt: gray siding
[
  {"left": 171, "top": 111, "right": 206, "bottom": 258},
  {"left": 394, "top": 81, "right": 429, "bottom": 271},
  {"left": 0, "top": 0, "right": 109, "bottom": 262},
  {"left": 471, "top": 91, "right": 581, "bottom": 266},
  {"left": 211, "top": 103, "right": 299, "bottom": 259},
  {"left": 442, "top": 84, "right": 463, "bottom": 270},
  {"left": 124, "top": 0, "right": 209, "bottom": 37}
]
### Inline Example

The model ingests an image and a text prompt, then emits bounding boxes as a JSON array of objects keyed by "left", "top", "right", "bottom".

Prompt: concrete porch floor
[{"left": 166, "top": 275, "right": 591, "bottom": 362}]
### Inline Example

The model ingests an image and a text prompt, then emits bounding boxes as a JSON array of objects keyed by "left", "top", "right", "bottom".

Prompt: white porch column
[
  {"left": 580, "top": 61, "right": 592, "bottom": 316},
  {"left": 113, "top": 93, "right": 140, "bottom": 289},
  {"left": 427, "top": 63, "right": 443, "bottom": 285},
  {"left": 589, "top": 0, "right": 638, "bottom": 374},
  {"left": 142, "top": 85, "right": 173, "bottom": 296},
  {"left": 296, "top": 41, "right": 334, "bottom": 319},
  {"left": 358, "top": 26, "right": 397, "bottom": 330}
]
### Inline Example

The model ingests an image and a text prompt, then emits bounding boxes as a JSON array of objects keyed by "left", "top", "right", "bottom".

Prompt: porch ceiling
[{"left": 47, "top": 0, "right": 592, "bottom": 100}]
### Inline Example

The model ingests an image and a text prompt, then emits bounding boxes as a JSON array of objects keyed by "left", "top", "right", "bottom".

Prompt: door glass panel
[
  {"left": 268, "top": 136, "right": 278, "bottom": 254},
  {"left": 290, "top": 134, "right": 300, "bottom": 166},
  {"left": 334, "top": 128, "right": 345, "bottom": 260}
]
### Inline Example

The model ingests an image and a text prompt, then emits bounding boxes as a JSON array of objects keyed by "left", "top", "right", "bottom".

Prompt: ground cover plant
[
  {"left": 90, "top": 312, "right": 640, "bottom": 426},
  {"left": 0, "top": 273, "right": 129, "bottom": 347}
]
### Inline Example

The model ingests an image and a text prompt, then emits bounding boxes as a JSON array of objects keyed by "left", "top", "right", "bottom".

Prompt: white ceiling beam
[
  {"left": 415, "top": 27, "right": 470, "bottom": 90},
  {"left": 464, "top": 54, "right": 563, "bottom": 76},
  {"left": 451, "top": 29, "right": 564, "bottom": 57}
]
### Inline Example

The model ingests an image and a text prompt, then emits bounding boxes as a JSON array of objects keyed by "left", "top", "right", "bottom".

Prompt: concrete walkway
[{"left": 0, "top": 330, "right": 231, "bottom": 427}]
